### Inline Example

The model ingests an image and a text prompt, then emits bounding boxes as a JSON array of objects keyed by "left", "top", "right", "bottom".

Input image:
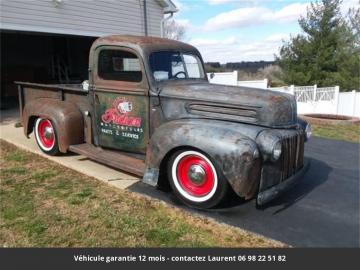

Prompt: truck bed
[
  {"left": 16, "top": 81, "right": 90, "bottom": 117},
  {"left": 16, "top": 81, "right": 92, "bottom": 144},
  {"left": 15, "top": 81, "right": 87, "bottom": 93}
]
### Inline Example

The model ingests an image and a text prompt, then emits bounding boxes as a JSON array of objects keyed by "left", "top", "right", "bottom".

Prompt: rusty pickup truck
[{"left": 16, "top": 35, "right": 311, "bottom": 209}]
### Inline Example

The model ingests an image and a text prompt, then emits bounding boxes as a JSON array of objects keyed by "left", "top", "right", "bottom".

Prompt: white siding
[
  {"left": 0, "top": 0, "right": 164, "bottom": 37},
  {"left": 147, "top": 0, "right": 163, "bottom": 36}
]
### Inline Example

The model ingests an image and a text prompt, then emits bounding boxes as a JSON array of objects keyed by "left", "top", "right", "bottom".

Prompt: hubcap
[
  {"left": 187, "top": 164, "right": 206, "bottom": 185},
  {"left": 38, "top": 119, "right": 55, "bottom": 149},
  {"left": 176, "top": 154, "right": 215, "bottom": 197},
  {"left": 44, "top": 127, "right": 54, "bottom": 140}
]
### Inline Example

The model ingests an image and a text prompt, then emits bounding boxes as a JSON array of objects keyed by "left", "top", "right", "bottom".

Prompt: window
[
  {"left": 98, "top": 50, "right": 142, "bottom": 82},
  {"left": 149, "top": 51, "right": 205, "bottom": 81},
  {"left": 183, "top": 54, "right": 202, "bottom": 78}
]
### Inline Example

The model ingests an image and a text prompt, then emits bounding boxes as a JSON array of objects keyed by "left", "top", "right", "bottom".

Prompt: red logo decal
[{"left": 101, "top": 97, "right": 142, "bottom": 127}]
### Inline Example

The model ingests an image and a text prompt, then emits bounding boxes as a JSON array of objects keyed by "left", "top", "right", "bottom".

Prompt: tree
[
  {"left": 347, "top": 7, "right": 360, "bottom": 47},
  {"left": 277, "top": 0, "right": 359, "bottom": 91},
  {"left": 164, "top": 19, "right": 186, "bottom": 41}
]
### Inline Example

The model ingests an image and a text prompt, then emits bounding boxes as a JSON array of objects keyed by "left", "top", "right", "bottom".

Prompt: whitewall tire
[
  {"left": 167, "top": 149, "right": 228, "bottom": 209},
  {"left": 34, "top": 118, "right": 60, "bottom": 155}
]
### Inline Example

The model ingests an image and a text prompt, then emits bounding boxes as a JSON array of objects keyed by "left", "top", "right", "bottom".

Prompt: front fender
[
  {"left": 23, "top": 98, "right": 84, "bottom": 153},
  {"left": 144, "top": 119, "right": 261, "bottom": 199}
]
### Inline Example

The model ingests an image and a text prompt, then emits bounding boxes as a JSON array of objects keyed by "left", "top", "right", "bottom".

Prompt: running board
[{"left": 69, "top": 144, "right": 145, "bottom": 177}]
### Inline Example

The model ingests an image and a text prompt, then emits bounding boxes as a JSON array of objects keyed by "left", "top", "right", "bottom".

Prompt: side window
[{"left": 98, "top": 50, "right": 142, "bottom": 82}]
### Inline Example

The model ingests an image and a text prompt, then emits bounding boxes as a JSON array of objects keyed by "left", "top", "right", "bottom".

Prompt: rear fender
[
  {"left": 23, "top": 98, "right": 84, "bottom": 153},
  {"left": 143, "top": 119, "right": 261, "bottom": 199}
]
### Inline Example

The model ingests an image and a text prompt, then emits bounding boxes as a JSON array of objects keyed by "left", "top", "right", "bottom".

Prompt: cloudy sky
[{"left": 171, "top": 0, "right": 359, "bottom": 63}]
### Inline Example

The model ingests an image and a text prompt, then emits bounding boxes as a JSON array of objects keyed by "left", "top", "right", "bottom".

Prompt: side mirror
[
  {"left": 82, "top": 80, "right": 89, "bottom": 91},
  {"left": 210, "top": 73, "right": 215, "bottom": 79}
]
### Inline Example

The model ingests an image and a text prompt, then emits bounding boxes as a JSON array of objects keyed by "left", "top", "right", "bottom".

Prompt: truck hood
[{"left": 159, "top": 81, "right": 297, "bottom": 128}]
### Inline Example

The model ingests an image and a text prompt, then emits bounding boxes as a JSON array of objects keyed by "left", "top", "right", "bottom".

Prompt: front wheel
[
  {"left": 167, "top": 149, "right": 229, "bottom": 209},
  {"left": 34, "top": 118, "right": 60, "bottom": 155}
]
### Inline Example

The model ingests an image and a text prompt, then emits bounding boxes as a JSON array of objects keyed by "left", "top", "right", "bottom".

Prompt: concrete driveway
[{"left": 1, "top": 114, "right": 359, "bottom": 247}]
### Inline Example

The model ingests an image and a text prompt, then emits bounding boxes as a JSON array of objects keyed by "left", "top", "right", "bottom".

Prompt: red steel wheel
[
  {"left": 176, "top": 154, "right": 215, "bottom": 198},
  {"left": 34, "top": 118, "right": 60, "bottom": 155},
  {"left": 168, "top": 149, "right": 229, "bottom": 209}
]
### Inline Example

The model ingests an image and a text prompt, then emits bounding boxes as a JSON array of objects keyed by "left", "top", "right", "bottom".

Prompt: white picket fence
[
  {"left": 269, "top": 85, "right": 338, "bottom": 101},
  {"left": 207, "top": 71, "right": 359, "bottom": 117},
  {"left": 268, "top": 85, "right": 360, "bottom": 117},
  {"left": 269, "top": 85, "right": 344, "bottom": 115}
]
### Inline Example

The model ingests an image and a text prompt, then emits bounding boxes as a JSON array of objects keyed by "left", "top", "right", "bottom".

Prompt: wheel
[
  {"left": 34, "top": 118, "right": 60, "bottom": 155},
  {"left": 167, "top": 149, "right": 229, "bottom": 209}
]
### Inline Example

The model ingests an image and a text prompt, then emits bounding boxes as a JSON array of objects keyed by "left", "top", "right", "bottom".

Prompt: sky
[{"left": 170, "top": 0, "right": 359, "bottom": 63}]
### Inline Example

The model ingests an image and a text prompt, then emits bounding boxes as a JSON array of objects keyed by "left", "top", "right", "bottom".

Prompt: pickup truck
[{"left": 16, "top": 35, "right": 311, "bottom": 209}]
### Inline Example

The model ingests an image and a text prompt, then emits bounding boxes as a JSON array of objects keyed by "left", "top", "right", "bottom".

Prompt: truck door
[{"left": 92, "top": 46, "right": 149, "bottom": 154}]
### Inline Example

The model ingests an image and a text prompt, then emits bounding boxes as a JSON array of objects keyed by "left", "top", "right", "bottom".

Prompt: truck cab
[{"left": 17, "top": 35, "right": 311, "bottom": 209}]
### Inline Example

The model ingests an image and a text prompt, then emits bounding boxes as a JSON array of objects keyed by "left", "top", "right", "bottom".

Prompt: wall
[
  {"left": 146, "top": 0, "right": 164, "bottom": 37},
  {"left": 0, "top": 0, "right": 164, "bottom": 37}
]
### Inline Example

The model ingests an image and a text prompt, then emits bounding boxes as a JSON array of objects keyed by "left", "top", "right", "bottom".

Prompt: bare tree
[
  {"left": 347, "top": 7, "right": 360, "bottom": 46},
  {"left": 164, "top": 19, "right": 186, "bottom": 41}
]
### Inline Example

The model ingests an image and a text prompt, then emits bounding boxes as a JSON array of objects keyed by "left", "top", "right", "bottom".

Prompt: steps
[{"left": 69, "top": 144, "right": 145, "bottom": 177}]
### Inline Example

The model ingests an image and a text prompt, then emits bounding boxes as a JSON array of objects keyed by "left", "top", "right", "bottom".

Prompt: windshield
[{"left": 149, "top": 51, "right": 205, "bottom": 82}]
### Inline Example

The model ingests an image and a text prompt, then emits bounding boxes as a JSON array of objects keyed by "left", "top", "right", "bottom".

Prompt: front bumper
[{"left": 256, "top": 159, "right": 310, "bottom": 206}]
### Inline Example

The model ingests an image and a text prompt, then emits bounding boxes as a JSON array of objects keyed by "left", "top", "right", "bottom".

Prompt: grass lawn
[
  {"left": 311, "top": 123, "right": 359, "bottom": 143},
  {"left": 0, "top": 140, "right": 284, "bottom": 247}
]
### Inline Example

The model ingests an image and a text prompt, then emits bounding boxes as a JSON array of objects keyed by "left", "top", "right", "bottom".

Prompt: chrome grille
[{"left": 280, "top": 132, "right": 304, "bottom": 181}]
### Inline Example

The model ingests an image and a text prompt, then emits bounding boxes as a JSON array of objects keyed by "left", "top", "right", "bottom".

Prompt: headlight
[
  {"left": 305, "top": 123, "right": 312, "bottom": 140},
  {"left": 272, "top": 141, "right": 282, "bottom": 161}
]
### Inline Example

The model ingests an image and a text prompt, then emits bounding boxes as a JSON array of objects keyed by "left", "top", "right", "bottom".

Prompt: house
[{"left": 0, "top": 0, "right": 177, "bottom": 108}]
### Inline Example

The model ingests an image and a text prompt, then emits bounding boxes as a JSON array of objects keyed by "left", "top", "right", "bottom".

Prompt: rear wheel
[
  {"left": 167, "top": 149, "right": 228, "bottom": 209},
  {"left": 34, "top": 118, "right": 60, "bottom": 155}
]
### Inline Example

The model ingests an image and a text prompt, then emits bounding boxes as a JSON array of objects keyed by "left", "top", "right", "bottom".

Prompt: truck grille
[{"left": 279, "top": 132, "right": 304, "bottom": 181}]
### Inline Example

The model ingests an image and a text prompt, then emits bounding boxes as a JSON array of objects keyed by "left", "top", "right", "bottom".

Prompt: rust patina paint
[{"left": 16, "top": 35, "right": 309, "bottom": 206}]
